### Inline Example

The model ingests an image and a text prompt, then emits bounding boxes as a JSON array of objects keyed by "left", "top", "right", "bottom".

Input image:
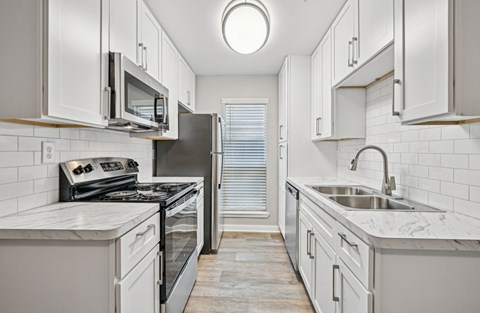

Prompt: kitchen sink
[
  {"left": 308, "top": 185, "right": 373, "bottom": 196},
  {"left": 329, "top": 195, "right": 443, "bottom": 212}
]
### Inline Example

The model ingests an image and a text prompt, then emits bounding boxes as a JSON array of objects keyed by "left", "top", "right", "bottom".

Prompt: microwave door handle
[{"left": 163, "top": 96, "right": 168, "bottom": 125}]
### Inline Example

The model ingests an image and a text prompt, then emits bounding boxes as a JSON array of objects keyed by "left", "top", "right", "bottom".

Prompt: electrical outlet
[{"left": 42, "top": 142, "right": 56, "bottom": 164}]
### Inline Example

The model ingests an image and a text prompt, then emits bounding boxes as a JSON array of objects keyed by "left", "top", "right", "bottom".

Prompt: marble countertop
[
  {"left": 141, "top": 176, "right": 204, "bottom": 184},
  {"left": 288, "top": 177, "right": 480, "bottom": 251},
  {"left": 0, "top": 202, "right": 159, "bottom": 240}
]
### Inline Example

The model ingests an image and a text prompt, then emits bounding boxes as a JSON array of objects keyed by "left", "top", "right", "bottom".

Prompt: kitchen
[{"left": 0, "top": 0, "right": 480, "bottom": 313}]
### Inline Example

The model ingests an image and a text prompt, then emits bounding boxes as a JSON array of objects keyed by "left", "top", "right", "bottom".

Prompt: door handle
[
  {"left": 103, "top": 87, "right": 111, "bottom": 120},
  {"left": 279, "top": 145, "right": 284, "bottom": 160},
  {"left": 332, "top": 264, "right": 340, "bottom": 302},
  {"left": 392, "top": 78, "right": 401, "bottom": 116},
  {"left": 143, "top": 46, "right": 148, "bottom": 71},
  {"left": 347, "top": 41, "right": 354, "bottom": 68},
  {"left": 157, "top": 250, "right": 163, "bottom": 286},
  {"left": 352, "top": 37, "right": 358, "bottom": 65},
  {"left": 138, "top": 43, "right": 144, "bottom": 68},
  {"left": 136, "top": 224, "right": 155, "bottom": 238},
  {"left": 309, "top": 232, "right": 315, "bottom": 259},
  {"left": 338, "top": 233, "right": 358, "bottom": 248},
  {"left": 279, "top": 125, "right": 284, "bottom": 140},
  {"left": 306, "top": 230, "right": 312, "bottom": 257},
  {"left": 316, "top": 117, "right": 322, "bottom": 136}
]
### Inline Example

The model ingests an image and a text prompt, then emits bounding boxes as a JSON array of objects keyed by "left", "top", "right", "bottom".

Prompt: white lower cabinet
[
  {"left": 116, "top": 245, "right": 161, "bottom": 313},
  {"left": 278, "top": 142, "right": 288, "bottom": 237},
  {"left": 299, "top": 198, "right": 372, "bottom": 313}
]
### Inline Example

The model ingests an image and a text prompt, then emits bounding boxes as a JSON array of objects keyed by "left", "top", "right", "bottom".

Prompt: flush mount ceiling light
[{"left": 222, "top": 0, "right": 270, "bottom": 54}]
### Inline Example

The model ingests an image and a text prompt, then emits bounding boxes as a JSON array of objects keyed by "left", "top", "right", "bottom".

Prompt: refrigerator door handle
[{"left": 218, "top": 117, "right": 225, "bottom": 189}]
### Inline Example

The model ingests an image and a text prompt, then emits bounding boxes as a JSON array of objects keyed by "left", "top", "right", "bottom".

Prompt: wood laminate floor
[{"left": 184, "top": 232, "right": 315, "bottom": 313}]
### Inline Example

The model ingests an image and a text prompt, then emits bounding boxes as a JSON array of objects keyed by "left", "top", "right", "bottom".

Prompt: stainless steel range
[{"left": 59, "top": 157, "right": 198, "bottom": 313}]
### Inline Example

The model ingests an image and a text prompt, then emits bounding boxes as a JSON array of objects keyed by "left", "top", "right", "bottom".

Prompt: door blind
[{"left": 223, "top": 104, "right": 267, "bottom": 211}]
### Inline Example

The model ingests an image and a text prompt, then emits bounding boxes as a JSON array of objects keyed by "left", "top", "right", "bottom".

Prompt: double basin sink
[{"left": 308, "top": 185, "right": 443, "bottom": 212}]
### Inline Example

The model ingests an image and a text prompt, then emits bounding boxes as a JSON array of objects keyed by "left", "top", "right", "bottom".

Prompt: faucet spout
[{"left": 349, "top": 145, "right": 396, "bottom": 196}]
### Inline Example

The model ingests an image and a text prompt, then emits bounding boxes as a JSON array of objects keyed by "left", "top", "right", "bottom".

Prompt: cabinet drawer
[
  {"left": 117, "top": 213, "right": 160, "bottom": 278},
  {"left": 300, "top": 195, "right": 337, "bottom": 247},
  {"left": 334, "top": 222, "right": 373, "bottom": 289}
]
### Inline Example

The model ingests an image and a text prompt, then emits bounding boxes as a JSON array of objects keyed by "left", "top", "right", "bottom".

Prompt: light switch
[{"left": 42, "top": 142, "right": 56, "bottom": 164}]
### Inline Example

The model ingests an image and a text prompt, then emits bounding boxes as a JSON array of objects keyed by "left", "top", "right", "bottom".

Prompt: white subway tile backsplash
[
  {"left": 0, "top": 122, "right": 153, "bottom": 216},
  {"left": 337, "top": 76, "right": 480, "bottom": 218}
]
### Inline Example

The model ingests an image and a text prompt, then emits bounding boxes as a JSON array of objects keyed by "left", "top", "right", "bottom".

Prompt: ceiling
[{"left": 145, "top": 0, "right": 346, "bottom": 76}]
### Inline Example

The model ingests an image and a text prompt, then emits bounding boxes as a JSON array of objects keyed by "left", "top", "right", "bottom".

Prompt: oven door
[
  {"left": 109, "top": 52, "right": 169, "bottom": 130},
  {"left": 163, "top": 190, "right": 198, "bottom": 299}
]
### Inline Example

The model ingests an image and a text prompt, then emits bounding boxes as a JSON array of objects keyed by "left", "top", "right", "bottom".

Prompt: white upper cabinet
[
  {"left": 278, "top": 58, "right": 289, "bottom": 142},
  {"left": 178, "top": 55, "right": 196, "bottom": 112},
  {"left": 0, "top": 0, "right": 109, "bottom": 127},
  {"left": 331, "top": 0, "right": 356, "bottom": 86},
  {"left": 109, "top": 0, "right": 139, "bottom": 65},
  {"left": 356, "top": 0, "right": 393, "bottom": 67},
  {"left": 393, "top": 0, "right": 480, "bottom": 124},
  {"left": 161, "top": 32, "right": 179, "bottom": 139},
  {"left": 139, "top": 3, "right": 162, "bottom": 81},
  {"left": 311, "top": 31, "right": 333, "bottom": 141}
]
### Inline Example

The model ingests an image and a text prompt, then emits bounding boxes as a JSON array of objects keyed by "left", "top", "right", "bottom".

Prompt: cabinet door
[
  {"left": 311, "top": 31, "right": 333, "bottom": 141},
  {"left": 161, "top": 32, "right": 178, "bottom": 139},
  {"left": 278, "top": 58, "right": 288, "bottom": 142},
  {"left": 139, "top": 3, "right": 161, "bottom": 81},
  {"left": 312, "top": 232, "right": 336, "bottom": 313},
  {"left": 116, "top": 246, "right": 160, "bottom": 313},
  {"left": 278, "top": 143, "right": 287, "bottom": 237},
  {"left": 47, "top": 0, "right": 108, "bottom": 127},
  {"left": 110, "top": 0, "right": 139, "bottom": 65},
  {"left": 394, "top": 0, "right": 451, "bottom": 122},
  {"left": 187, "top": 66, "right": 196, "bottom": 112},
  {"left": 356, "top": 0, "right": 393, "bottom": 66},
  {"left": 336, "top": 260, "right": 372, "bottom": 313},
  {"left": 331, "top": 0, "right": 356, "bottom": 85},
  {"left": 298, "top": 210, "right": 313, "bottom": 295}
]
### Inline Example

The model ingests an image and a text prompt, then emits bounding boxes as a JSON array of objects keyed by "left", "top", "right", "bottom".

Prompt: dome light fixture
[{"left": 221, "top": 0, "right": 270, "bottom": 54}]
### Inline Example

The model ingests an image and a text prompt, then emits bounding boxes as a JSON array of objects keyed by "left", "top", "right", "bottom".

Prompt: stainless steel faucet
[{"left": 349, "top": 145, "right": 396, "bottom": 196}]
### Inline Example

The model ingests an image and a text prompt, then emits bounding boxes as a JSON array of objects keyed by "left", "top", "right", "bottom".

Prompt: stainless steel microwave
[{"left": 107, "top": 52, "right": 169, "bottom": 132}]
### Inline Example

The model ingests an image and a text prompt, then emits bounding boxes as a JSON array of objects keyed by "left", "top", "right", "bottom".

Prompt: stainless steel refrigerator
[{"left": 155, "top": 113, "right": 225, "bottom": 254}]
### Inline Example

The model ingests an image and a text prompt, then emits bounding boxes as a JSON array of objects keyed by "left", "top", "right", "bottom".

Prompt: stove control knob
[
  {"left": 73, "top": 165, "right": 84, "bottom": 175},
  {"left": 84, "top": 164, "right": 94, "bottom": 173},
  {"left": 128, "top": 160, "right": 139, "bottom": 168}
]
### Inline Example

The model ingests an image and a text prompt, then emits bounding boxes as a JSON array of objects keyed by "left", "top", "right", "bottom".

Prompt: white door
[
  {"left": 394, "top": 0, "right": 451, "bottom": 122},
  {"left": 116, "top": 246, "right": 160, "bottom": 313},
  {"left": 278, "top": 58, "right": 288, "bottom": 142},
  {"left": 278, "top": 143, "right": 287, "bottom": 237},
  {"left": 139, "top": 4, "right": 161, "bottom": 81},
  {"left": 336, "top": 259, "right": 372, "bottom": 313},
  {"left": 312, "top": 232, "right": 337, "bottom": 313},
  {"left": 312, "top": 31, "right": 333, "bottom": 141},
  {"left": 331, "top": 0, "right": 356, "bottom": 85},
  {"left": 356, "top": 0, "right": 393, "bottom": 66},
  {"left": 298, "top": 210, "right": 314, "bottom": 296},
  {"left": 161, "top": 32, "right": 178, "bottom": 139},
  {"left": 47, "top": 0, "right": 108, "bottom": 127},
  {"left": 110, "top": 0, "right": 139, "bottom": 65}
]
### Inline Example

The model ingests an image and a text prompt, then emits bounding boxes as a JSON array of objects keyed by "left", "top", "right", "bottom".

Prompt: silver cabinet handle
[
  {"left": 103, "top": 87, "right": 111, "bottom": 120},
  {"left": 316, "top": 117, "right": 322, "bottom": 136},
  {"left": 187, "top": 90, "right": 191, "bottom": 106},
  {"left": 347, "top": 41, "right": 354, "bottom": 67},
  {"left": 136, "top": 224, "right": 155, "bottom": 238},
  {"left": 352, "top": 37, "right": 358, "bottom": 65},
  {"left": 279, "top": 145, "right": 284, "bottom": 160},
  {"left": 306, "top": 230, "right": 312, "bottom": 256},
  {"left": 138, "top": 43, "right": 144, "bottom": 68},
  {"left": 309, "top": 232, "right": 315, "bottom": 259},
  {"left": 157, "top": 250, "right": 163, "bottom": 285},
  {"left": 279, "top": 125, "right": 284, "bottom": 140},
  {"left": 338, "top": 233, "right": 358, "bottom": 248},
  {"left": 143, "top": 46, "right": 148, "bottom": 71},
  {"left": 392, "top": 78, "right": 401, "bottom": 116},
  {"left": 332, "top": 264, "right": 340, "bottom": 302}
]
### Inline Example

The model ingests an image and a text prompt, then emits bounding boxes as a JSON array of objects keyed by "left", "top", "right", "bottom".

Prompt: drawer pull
[
  {"left": 306, "top": 230, "right": 312, "bottom": 256},
  {"left": 332, "top": 264, "right": 340, "bottom": 302},
  {"left": 158, "top": 250, "right": 163, "bottom": 285},
  {"left": 338, "top": 233, "right": 358, "bottom": 248},
  {"left": 136, "top": 224, "right": 155, "bottom": 238},
  {"left": 309, "top": 231, "right": 315, "bottom": 259}
]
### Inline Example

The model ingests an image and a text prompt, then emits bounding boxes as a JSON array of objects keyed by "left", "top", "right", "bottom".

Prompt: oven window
[
  {"left": 124, "top": 72, "right": 164, "bottom": 122},
  {"left": 164, "top": 197, "right": 197, "bottom": 297}
]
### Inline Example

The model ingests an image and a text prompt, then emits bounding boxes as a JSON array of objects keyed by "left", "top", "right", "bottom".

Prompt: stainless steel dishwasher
[{"left": 285, "top": 182, "right": 299, "bottom": 271}]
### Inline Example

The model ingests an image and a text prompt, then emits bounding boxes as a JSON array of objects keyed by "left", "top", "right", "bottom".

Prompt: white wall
[
  {"left": 196, "top": 75, "right": 279, "bottom": 229},
  {"left": 0, "top": 122, "right": 153, "bottom": 217},
  {"left": 338, "top": 76, "right": 480, "bottom": 219}
]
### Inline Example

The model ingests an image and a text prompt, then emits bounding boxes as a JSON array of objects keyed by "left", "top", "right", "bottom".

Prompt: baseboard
[{"left": 224, "top": 224, "right": 280, "bottom": 233}]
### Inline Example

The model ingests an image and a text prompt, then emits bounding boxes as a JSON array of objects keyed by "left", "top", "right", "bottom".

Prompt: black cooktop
[{"left": 93, "top": 182, "right": 196, "bottom": 207}]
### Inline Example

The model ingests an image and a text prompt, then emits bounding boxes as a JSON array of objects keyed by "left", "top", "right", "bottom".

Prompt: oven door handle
[{"left": 165, "top": 191, "right": 198, "bottom": 218}]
